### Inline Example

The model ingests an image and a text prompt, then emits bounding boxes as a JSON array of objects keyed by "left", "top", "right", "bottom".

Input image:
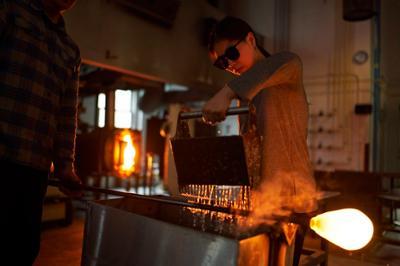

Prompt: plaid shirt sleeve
[{"left": 54, "top": 61, "right": 81, "bottom": 171}]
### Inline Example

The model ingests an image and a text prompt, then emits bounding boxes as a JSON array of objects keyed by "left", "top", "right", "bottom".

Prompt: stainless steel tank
[{"left": 81, "top": 196, "right": 295, "bottom": 266}]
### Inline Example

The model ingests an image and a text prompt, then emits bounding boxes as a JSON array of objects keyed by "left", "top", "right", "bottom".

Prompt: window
[
  {"left": 115, "top": 90, "right": 132, "bottom": 129},
  {"left": 130, "top": 90, "right": 144, "bottom": 130},
  {"left": 97, "top": 90, "right": 144, "bottom": 129},
  {"left": 97, "top": 93, "right": 106, "bottom": 128}
]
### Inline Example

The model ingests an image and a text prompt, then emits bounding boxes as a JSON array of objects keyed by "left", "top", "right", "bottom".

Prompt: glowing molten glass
[
  {"left": 114, "top": 130, "right": 137, "bottom": 177},
  {"left": 310, "top": 208, "right": 374, "bottom": 250}
]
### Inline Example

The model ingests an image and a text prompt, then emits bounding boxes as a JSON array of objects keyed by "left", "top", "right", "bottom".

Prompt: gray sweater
[{"left": 228, "top": 51, "right": 317, "bottom": 212}]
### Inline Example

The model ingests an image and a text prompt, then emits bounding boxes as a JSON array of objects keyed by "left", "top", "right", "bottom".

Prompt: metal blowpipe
[
  {"left": 179, "top": 106, "right": 249, "bottom": 120},
  {"left": 47, "top": 179, "right": 248, "bottom": 215}
]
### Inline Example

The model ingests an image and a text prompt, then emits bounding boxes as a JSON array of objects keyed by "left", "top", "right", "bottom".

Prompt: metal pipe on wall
[{"left": 372, "top": 0, "right": 381, "bottom": 171}]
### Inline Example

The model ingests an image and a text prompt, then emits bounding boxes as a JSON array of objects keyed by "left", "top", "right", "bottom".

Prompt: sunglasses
[{"left": 213, "top": 38, "right": 244, "bottom": 70}]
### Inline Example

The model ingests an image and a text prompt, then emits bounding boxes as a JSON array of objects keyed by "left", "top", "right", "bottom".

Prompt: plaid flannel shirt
[{"left": 0, "top": 0, "right": 81, "bottom": 172}]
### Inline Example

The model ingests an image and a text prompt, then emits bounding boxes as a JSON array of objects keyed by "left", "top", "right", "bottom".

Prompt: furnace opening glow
[{"left": 113, "top": 130, "right": 138, "bottom": 177}]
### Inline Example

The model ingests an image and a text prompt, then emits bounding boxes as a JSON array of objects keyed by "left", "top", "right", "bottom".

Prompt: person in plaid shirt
[{"left": 0, "top": 0, "right": 82, "bottom": 264}]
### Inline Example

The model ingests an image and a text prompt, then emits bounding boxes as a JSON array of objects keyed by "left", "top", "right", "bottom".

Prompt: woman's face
[{"left": 210, "top": 32, "right": 257, "bottom": 75}]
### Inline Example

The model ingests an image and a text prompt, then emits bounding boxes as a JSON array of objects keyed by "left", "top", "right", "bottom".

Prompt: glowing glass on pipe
[{"left": 310, "top": 208, "right": 374, "bottom": 251}]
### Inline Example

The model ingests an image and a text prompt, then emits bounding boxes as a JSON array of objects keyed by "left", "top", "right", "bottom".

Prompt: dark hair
[{"left": 208, "top": 16, "right": 270, "bottom": 57}]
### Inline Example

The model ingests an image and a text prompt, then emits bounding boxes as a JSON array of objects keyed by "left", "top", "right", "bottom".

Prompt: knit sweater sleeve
[{"left": 228, "top": 51, "right": 302, "bottom": 101}]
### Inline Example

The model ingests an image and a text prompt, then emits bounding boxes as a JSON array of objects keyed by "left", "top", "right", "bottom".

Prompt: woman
[{"left": 202, "top": 16, "right": 317, "bottom": 266}]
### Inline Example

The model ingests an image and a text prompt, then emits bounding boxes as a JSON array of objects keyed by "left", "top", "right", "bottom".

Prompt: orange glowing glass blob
[
  {"left": 114, "top": 130, "right": 137, "bottom": 176},
  {"left": 310, "top": 208, "right": 374, "bottom": 251}
]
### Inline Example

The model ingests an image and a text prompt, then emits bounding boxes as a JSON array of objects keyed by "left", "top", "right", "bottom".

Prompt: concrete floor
[
  {"left": 34, "top": 218, "right": 83, "bottom": 266},
  {"left": 304, "top": 232, "right": 400, "bottom": 266}
]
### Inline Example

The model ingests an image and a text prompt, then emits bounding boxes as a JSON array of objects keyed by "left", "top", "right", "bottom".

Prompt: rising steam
[{"left": 246, "top": 171, "right": 318, "bottom": 225}]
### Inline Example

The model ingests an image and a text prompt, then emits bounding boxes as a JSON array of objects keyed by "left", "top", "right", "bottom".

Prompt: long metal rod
[
  {"left": 48, "top": 179, "right": 333, "bottom": 225},
  {"left": 48, "top": 179, "right": 248, "bottom": 215},
  {"left": 179, "top": 106, "right": 249, "bottom": 120}
]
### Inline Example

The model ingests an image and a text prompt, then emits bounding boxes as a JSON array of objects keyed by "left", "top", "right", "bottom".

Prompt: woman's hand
[{"left": 202, "top": 85, "right": 237, "bottom": 125}]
